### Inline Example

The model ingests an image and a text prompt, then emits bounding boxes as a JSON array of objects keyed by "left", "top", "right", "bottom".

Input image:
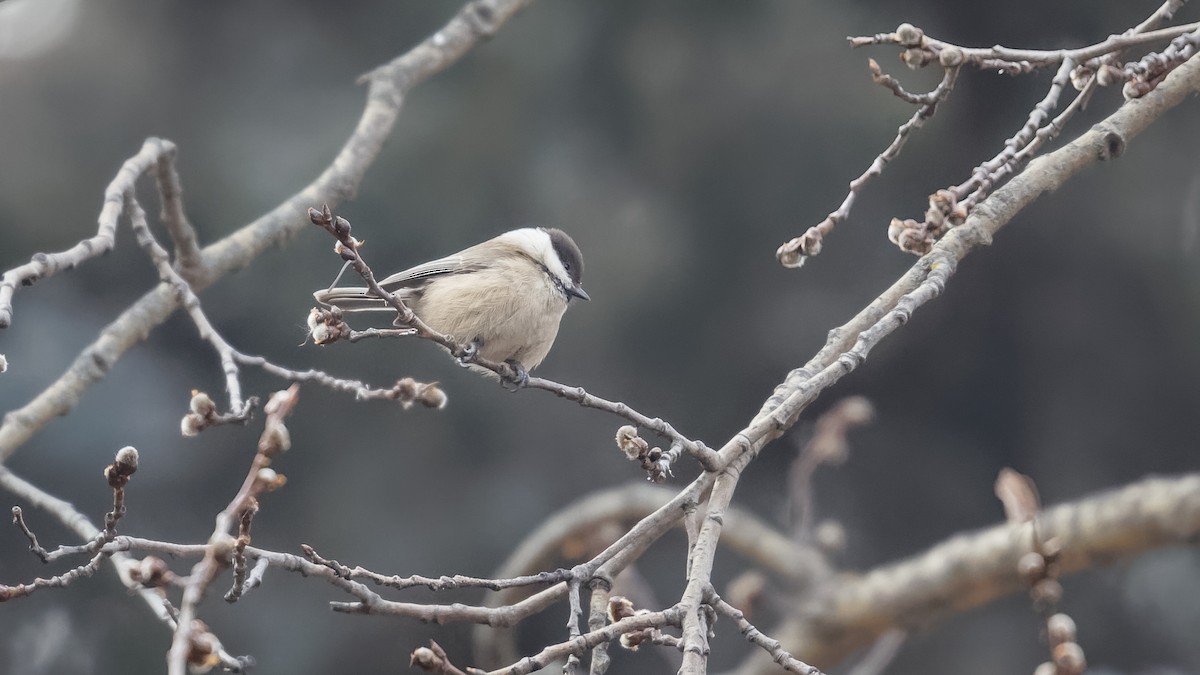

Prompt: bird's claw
[
  {"left": 501, "top": 360, "right": 529, "bottom": 392},
  {"left": 456, "top": 341, "right": 479, "bottom": 367}
]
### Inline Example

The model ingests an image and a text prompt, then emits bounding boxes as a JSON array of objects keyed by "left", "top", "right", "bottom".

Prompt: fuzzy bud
[
  {"left": 181, "top": 413, "right": 205, "bottom": 437},
  {"left": 189, "top": 390, "right": 217, "bottom": 418},
  {"left": 1052, "top": 641, "right": 1086, "bottom": 675},
  {"left": 900, "top": 47, "right": 934, "bottom": 70},
  {"left": 1046, "top": 613, "right": 1077, "bottom": 646},
  {"left": 1123, "top": 79, "right": 1148, "bottom": 100},
  {"left": 776, "top": 237, "right": 806, "bottom": 268},
  {"left": 208, "top": 532, "right": 238, "bottom": 559},
  {"left": 1095, "top": 64, "right": 1123, "bottom": 87},
  {"left": 1030, "top": 578, "right": 1063, "bottom": 612},
  {"left": 264, "top": 388, "right": 293, "bottom": 416},
  {"left": 0, "top": 354, "right": 7, "bottom": 374},
  {"left": 950, "top": 203, "right": 969, "bottom": 225},
  {"left": 310, "top": 323, "right": 332, "bottom": 344},
  {"left": 895, "top": 23, "right": 924, "bottom": 47},
  {"left": 1017, "top": 551, "right": 1046, "bottom": 584},
  {"left": 115, "top": 446, "right": 139, "bottom": 471},
  {"left": 418, "top": 383, "right": 448, "bottom": 410},
  {"left": 607, "top": 595, "right": 635, "bottom": 624},
  {"left": 617, "top": 608, "right": 655, "bottom": 651},
  {"left": 615, "top": 426, "right": 648, "bottom": 461},
  {"left": 255, "top": 468, "right": 287, "bottom": 492},
  {"left": 186, "top": 619, "right": 223, "bottom": 674},
  {"left": 410, "top": 647, "right": 438, "bottom": 670},
  {"left": 391, "top": 378, "right": 449, "bottom": 410},
  {"left": 333, "top": 237, "right": 363, "bottom": 261},
  {"left": 129, "top": 555, "right": 172, "bottom": 588},
  {"left": 1069, "top": 66, "right": 1094, "bottom": 91},
  {"left": 258, "top": 420, "right": 291, "bottom": 456},
  {"left": 938, "top": 46, "right": 963, "bottom": 67},
  {"left": 104, "top": 446, "right": 139, "bottom": 488}
]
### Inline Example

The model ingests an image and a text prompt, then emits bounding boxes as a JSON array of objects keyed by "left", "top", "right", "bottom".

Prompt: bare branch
[
  {"left": 710, "top": 595, "right": 823, "bottom": 675},
  {"left": 0, "top": 137, "right": 173, "bottom": 329},
  {"left": 777, "top": 65, "right": 959, "bottom": 267},
  {"left": 151, "top": 141, "right": 203, "bottom": 274},
  {"left": 733, "top": 473, "right": 1200, "bottom": 674}
]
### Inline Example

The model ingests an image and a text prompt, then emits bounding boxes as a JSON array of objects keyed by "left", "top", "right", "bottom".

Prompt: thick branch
[{"left": 732, "top": 473, "right": 1200, "bottom": 674}]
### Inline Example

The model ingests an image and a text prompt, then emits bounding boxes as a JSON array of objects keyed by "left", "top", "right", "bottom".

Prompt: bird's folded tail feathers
[{"left": 312, "top": 287, "right": 399, "bottom": 312}]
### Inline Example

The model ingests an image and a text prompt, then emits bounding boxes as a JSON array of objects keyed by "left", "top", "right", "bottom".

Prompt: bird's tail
[{"left": 313, "top": 287, "right": 406, "bottom": 312}]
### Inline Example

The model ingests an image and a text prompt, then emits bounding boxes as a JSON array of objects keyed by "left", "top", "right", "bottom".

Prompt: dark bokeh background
[{"left": 2, "top": 1, "right": 1198, "bottom": 673}]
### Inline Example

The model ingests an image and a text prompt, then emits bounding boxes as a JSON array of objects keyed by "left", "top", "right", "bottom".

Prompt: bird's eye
[{"left": 563, "top": 262, "right": 571, "bottom": 271}]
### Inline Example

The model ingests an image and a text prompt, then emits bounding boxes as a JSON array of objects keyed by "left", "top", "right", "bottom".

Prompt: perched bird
[{"left": 314, "top": 227, "right": 588, "bottom": 377}]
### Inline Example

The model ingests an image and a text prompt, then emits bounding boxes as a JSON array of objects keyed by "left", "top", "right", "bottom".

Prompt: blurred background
[{"left": 1, "top": 1, "right": 1198, "bottom": 673}]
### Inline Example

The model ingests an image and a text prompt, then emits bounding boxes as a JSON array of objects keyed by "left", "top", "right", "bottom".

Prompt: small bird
[{"left": 314, "top": 227, "right": 588, "bottom": 378}]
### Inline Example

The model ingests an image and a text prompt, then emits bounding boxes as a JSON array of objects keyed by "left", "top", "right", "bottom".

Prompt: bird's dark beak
[{"left": 569, "top": 284, "right": 590, "bottom": 301}]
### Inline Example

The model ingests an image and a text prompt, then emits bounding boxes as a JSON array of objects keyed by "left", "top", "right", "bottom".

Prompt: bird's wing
[
  {"left": 313, "top": 253, "right": 488, "bottom": 312},
  {"left": 376, "top": 254, "right": 475, "bottom": 289}
]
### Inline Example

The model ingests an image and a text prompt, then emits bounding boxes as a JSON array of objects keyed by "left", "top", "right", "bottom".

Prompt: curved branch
[{"left": 731, "top": 473, "right": 1200, "bottom": 674}]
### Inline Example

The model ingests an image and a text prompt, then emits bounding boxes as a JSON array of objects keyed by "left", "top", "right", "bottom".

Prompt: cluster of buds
[
  {"left": 252, "top": 467, "right": 288, "bottom": 494},
  {"left": 924, "top": 189, "right": 967, "bottom": 235},
  {"left": 180, "top": 390, "right": 219, "bottom": 437},
  {"left": 888, "top": 189, "right": 968, "bottom": 255},
  {"left": 776, "top": 223, "right": 827, "bottom": 268},
  {"left": 1069, "top": 62, "right": 1127, "bottom": 91},
  {"left": 608, "top": 595, "right": 656, "bottom": 651},
  {"left": 1035, "top": 613, "right": 1086, "bottom": 675},
  {"left": 257, "top": 388, "right": 295, "bottom": 458},
  {"left": 185, "top": 619, "right": 225, "bottom": 674},
  {"left": 1018, "top": 536, "right": 1064, "bottom": 614},
  {"left": 127, "top": 555, "right": 175, "bottom": 589},
  {"left": 308, "top": 204, "right": 363, "bottom": 259},
  {"left": 307, "top": 306, "right": 351, "bottom": 345},
  {"left": 615, "top": 426, "right": 673, "bottom": 483},
  {"left": 893, "top": 23, "right": 935, "bottom": 70},
  {"left": 103, "top": 446, "right": 138, "bottom": 489},
  {"left": 1121, "top": 32, "right": 1197, "bottom": 100},
  {"left": 996, "top": 469, "right": 1086, "bottom": 675},
  {"left": 887, "top": 217, "right": 935, "bottom": 255},
  {"left": 385, "top": 377, "right": 448, "bottom": 410}
]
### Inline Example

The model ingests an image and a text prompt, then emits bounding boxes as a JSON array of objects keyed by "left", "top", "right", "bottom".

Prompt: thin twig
[
  {"left": 710, "top": 595, "right": 824, "bottom": 675},
  {"left": 167, "top": 385, "right": 298, "bottom": 675},
  {"left": 301, "top": 543, "right": 575, "bottom": 591}
]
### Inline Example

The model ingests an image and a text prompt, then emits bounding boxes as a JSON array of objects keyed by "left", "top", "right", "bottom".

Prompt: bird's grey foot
[
  {"left": 456, "top": 340, "right": 480, "bottom": 367},
  {"left": 501, "top": 359, "right": 529, "bottom": 391}
]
